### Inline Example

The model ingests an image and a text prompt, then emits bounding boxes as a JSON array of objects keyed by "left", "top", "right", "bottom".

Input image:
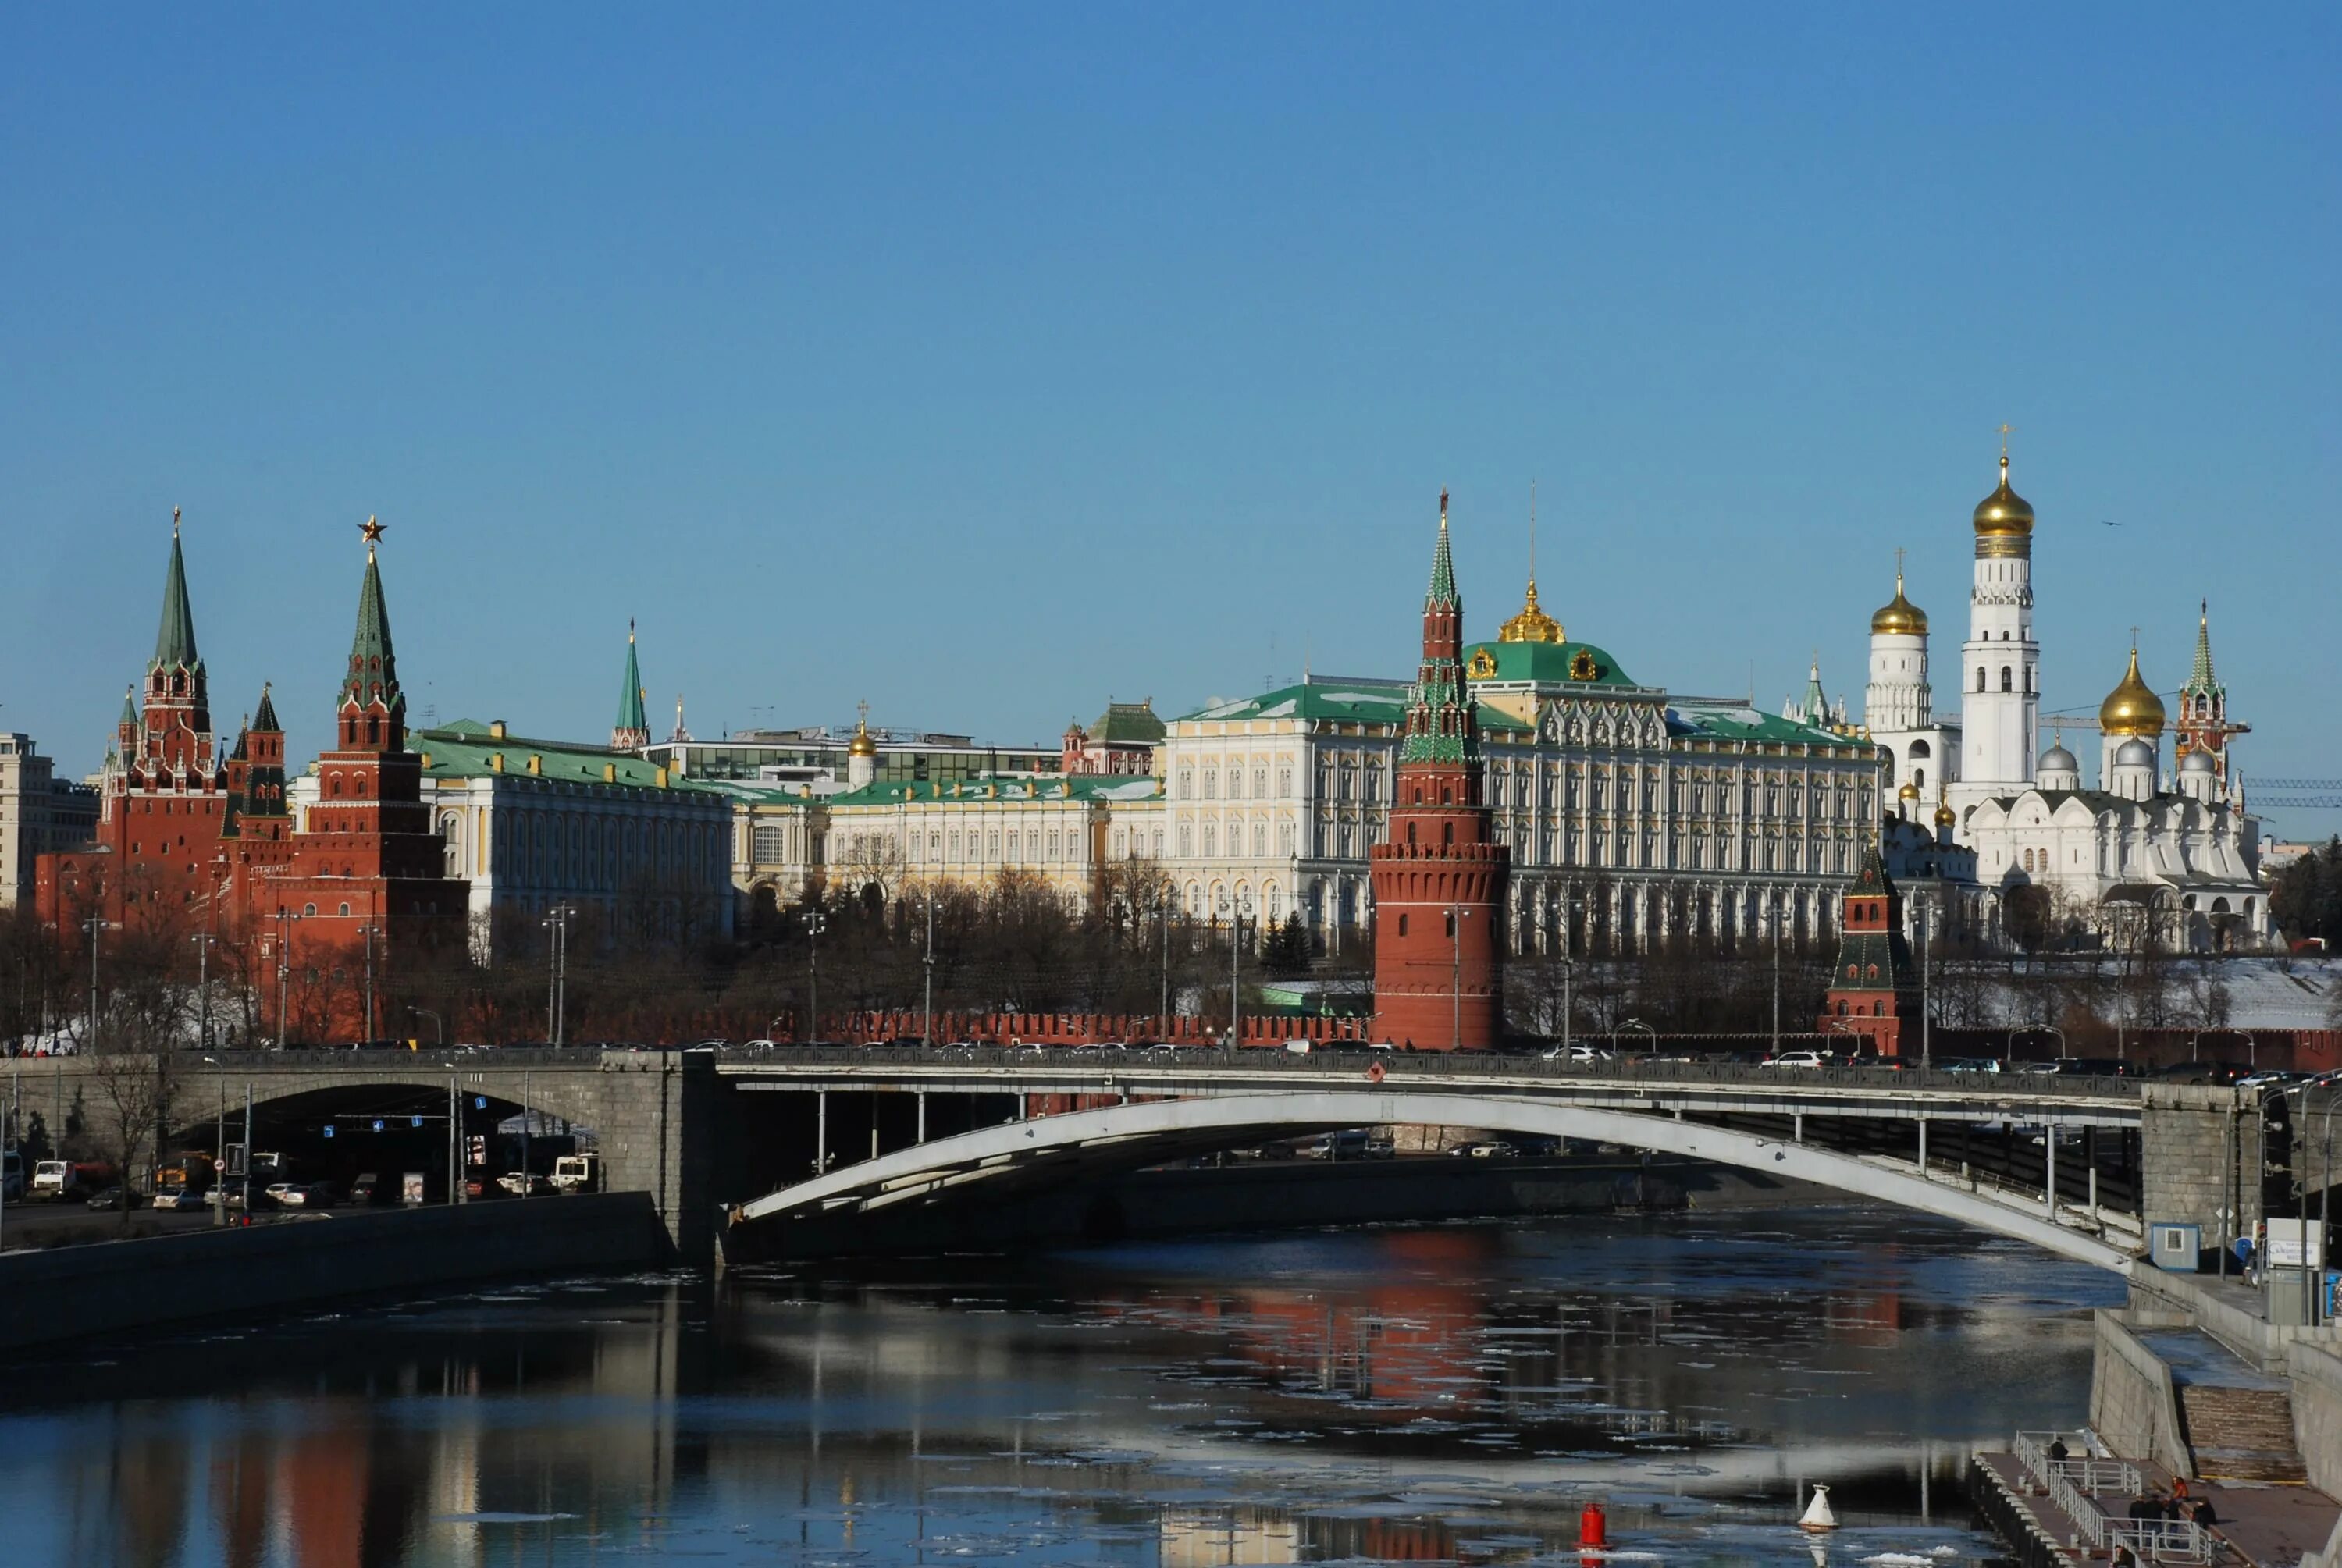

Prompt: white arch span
[{"left": 733, "top": 1090, "right": 2137, "bottom": 1270}]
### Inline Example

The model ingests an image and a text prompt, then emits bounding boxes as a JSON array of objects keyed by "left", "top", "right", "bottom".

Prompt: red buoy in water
[{"left": 1579, "top": 1502, "right": 1608, "bottom": 1548}]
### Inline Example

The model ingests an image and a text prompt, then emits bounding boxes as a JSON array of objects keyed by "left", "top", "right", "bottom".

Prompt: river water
[{"left": 0, "top": 1204, "right": 2122, "bottom": 1567}]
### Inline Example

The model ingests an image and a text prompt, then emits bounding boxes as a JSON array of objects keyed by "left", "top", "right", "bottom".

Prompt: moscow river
[{"left": 0, "top": 1204, "right": 2123, "bottom": 1567}]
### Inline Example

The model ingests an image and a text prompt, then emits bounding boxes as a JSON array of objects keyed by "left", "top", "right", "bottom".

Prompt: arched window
[
  {"left": 1976, "top": 667, "right": 1987, "bottom": 692},
  {"left": 1406, "top": 823, "right": 1418, "bottom": 847},
  {"left": 1397, "top": 913, "right": 1408, "bottom": 937},
  {"left": 1443, "top": 822, "right": 1454, "bottom": 846},
  {"left": 2000, "top": 667, "right": 2013, "bottom": 692}
]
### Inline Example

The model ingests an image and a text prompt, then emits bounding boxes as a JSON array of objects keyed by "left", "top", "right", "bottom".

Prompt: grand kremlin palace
[{"left": 721, "top": 537, "right": 1881, "bottom": 956}]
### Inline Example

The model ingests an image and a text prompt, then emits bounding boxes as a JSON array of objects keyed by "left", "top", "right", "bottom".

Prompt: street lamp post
[
  {"left": 1915, "top": 891, "right": 1933, "bottom": 1072},
  {"left": 1447, "top": 903, "right": 1471, "bottom": 1052},
  {"left": 81, "top": 916, "right": 109, "bottom": 1053},
  {"left": 1221, "top": 891, "right": 1251, "bottom": 1048},
  {"left": 1558, "top": 892, "right": 1583, "bottom": 1059},
  {"left": 921, "top": 896, "right": 937, "bottom": 1046},
  {"left": 188, "top": 933, "right": 219, "bottom": 1054},
  {"left": 803, "top": 908, "right": 828, "bottom": 1043},
  {"left": 409, "top": 1006, "right": 444, "bottom": 1046},
  {"left": 1159, "top": 884, "right": 1173, "bottom": 1030},
  {"left": 358, "top": 924, "right": 382, "bottom": 1044},
  {"left": 272, "top": 905, "right": 307, "bottom": 1048},
  {"left": 541, "top": 905, "right": 575, "bottom": 1045}
]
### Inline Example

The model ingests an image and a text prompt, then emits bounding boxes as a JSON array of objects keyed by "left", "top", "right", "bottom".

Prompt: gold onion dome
[
  {"left": 1870, "top": 570, "right": 1928, "bottom": 636},
  {"left": 847, "top": 717, "right": 878, "bottom": 757},
  {"left": 1498, "top": 578, "right": 1564, "bottom": 644},
  {"left": 1972, "top": 454, "right": 2035, "bottom": 539},
  {"left": 2099, "top": 646, "right": 2166, "bottom": 738},
  {"left": 1897, "top": 780, "right": 1920, "bottom": 802},
  {"left": 1934, "top": 793, "right": 1956, "bottom": 828}
]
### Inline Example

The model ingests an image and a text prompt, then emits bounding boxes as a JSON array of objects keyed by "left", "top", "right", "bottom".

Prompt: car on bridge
[{"left": 1760, "top": 1051, "right": 1830, "bottom": 1069}]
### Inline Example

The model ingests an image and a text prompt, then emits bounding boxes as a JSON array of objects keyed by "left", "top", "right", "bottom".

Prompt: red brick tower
[
  {"left": 1818, "top": 841, "right": 1920, "bottom": 1056},
  {"left": 1370, "top": 492, "right": 1509, "bottom": 1051},
  {"left": 36, "top": 510, "right": 233, "bottom": 930},
  {"left": 257, "top": 519, "right": 468, "bottom": 1040}
]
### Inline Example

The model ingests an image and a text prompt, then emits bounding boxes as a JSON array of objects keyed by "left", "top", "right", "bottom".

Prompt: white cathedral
[{"left": 1851, "top": 450, "right": 2269, "bottom": 951}]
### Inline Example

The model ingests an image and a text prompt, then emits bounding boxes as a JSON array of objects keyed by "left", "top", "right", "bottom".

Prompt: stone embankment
[{"left": 0, "top": 1193, "right": 666, "bottom": 1354}]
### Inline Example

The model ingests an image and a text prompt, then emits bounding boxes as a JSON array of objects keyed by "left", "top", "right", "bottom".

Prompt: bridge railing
[
  {"left": 2011, "top": 1432, "right": 2208, "bottom": 1563},
  {"left": 704, "top": 1042, "right": 2147, "bottom": 1102},
  {"left": 148, "top": 1042, "right": 2149, "bottom": 1104}
]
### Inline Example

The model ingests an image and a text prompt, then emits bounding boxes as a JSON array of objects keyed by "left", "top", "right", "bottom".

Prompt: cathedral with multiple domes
[{"left": 1857, "top": 448, "right": 2268, "bottom": 950}]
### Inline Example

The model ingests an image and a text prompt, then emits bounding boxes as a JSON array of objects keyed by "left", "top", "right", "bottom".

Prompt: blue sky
[{"left": 4, "top": 7, "right": 2337, "bottom": 834}]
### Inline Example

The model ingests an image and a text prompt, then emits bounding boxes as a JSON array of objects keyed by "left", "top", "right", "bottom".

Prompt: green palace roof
[
  {"left": 1462, "top": 639, "right": 1639, "bottom": 688},
  {"left": 1176, "top": 681, "right": 1530, "bottom": 733},
  {"left": 1084, "top": 700, "right": 1166, "bottom": 745},
  {"left": 413, "top": 721, "right": 681, "bottom": 788},
  {"left": 1664, "top": 702, "right": 1869, "bottom": 748}
]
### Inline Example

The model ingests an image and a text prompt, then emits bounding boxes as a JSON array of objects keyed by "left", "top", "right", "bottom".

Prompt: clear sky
[{"left": 4, "top": 7, "right": 2337, "bottom": 835}]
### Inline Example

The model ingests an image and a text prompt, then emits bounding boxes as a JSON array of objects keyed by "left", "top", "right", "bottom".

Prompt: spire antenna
[
  {"left": 1528, "top": 478, "right": 1537, "bottom": 584},
  {"left": 1894, "top": 544, "right": 1906, "bottom": 590},
  {"left": 173, "top": 505, "right": 181, "bottom": 538}
]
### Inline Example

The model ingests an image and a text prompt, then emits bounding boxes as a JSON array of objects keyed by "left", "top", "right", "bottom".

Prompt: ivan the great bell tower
[{"left": 1369, "top": 492, "right": 1509, "bottom": 1051}]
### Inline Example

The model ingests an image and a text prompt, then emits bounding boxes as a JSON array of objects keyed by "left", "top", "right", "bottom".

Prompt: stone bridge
[{"left": 11, "top": 1047, "right": 2269, "bottom": 1270}]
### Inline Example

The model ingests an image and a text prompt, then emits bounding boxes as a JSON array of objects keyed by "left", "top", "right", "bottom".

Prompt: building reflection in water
[{"left": 0, "top": 1211, "right": 2119, "bottom": 1567}]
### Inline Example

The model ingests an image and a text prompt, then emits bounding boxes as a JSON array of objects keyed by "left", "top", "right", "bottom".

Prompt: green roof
[
  {"left": 152, "top": 529, "right": 200, "bottom": 672},
  {"left": 1087, "top": 700, "right": 1166, "bottom": 745},
  {"left": 415, "top": 722, "right": 679, "bottom": 788},
  {"left": 1666, "top": 702, "right": 1867, "bottom": 748},
  {"left": 615, "top": 625, "right": 648, "bottom": 737},
  {"left": 1177, "top": 681, "right": 1528, "bottom": 734},
  {"left": 1462, "top": 639, "right": 1639, "bottom": 688},
  {"left": 340, "top": 546, "right": 401, "bottom": 713},
  {"left": 1425, "top": 514, "right": 1458, "bottom": 609}
]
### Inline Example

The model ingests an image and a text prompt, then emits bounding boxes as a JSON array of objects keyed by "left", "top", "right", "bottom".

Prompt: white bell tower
[{"left": 1954, "top": 432, "right": 2038, "bottom": 811}]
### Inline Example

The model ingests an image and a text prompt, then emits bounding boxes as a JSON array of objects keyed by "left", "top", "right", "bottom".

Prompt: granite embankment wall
[
  {"left": 0, "top": 1193, "right": 665, "bottom": 1354},
  {"left": 2089, "top": 1308, "right": 2197, "bottom": 1477},
  {"left": 2294, "top": 1342, "right": 2342, "bottom": 1498},
  {"left": 735, "top": 1155, "right": 1817, "bottom": 1260}
]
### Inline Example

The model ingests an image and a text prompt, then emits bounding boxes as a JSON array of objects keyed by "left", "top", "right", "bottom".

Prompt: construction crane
[{"left": 2251, "top": 778, "right": 2342, "bottom": 810}]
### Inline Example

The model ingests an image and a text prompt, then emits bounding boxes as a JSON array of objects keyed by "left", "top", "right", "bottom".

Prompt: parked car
[
  {"left": 497, "top": 1172, "right": 555, "bottom": 1197},
  {"left": 2235, "top": 1069, "right": 2301, "bottom": 1090},
  {"left": 1760, "top": 1051, "right": 1828, "bottom": 1069}
]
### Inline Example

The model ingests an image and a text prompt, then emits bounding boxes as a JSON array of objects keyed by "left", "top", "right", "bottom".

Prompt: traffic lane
[{"left": 0, "top": 1200, "right": 230, "bottom": 1250}]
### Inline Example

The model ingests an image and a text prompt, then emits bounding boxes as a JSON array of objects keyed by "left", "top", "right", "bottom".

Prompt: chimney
[{"left": 489, "top": 720, "right": 507, "bottom": 740}]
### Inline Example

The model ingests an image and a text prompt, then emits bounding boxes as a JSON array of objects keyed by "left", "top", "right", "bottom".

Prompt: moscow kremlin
[{"left": 3, "top": 446, "right": 2273, "bottom": 1053}]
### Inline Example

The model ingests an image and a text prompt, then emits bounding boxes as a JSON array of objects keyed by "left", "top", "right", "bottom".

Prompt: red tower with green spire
[
  {"left": 1369, "top": 492, "right": 1509, "bottom": 1051},
  {"left": 1818, "top": 842, "right": 1919, "bottom": 1057},
  {"left": 254, "top": 518, "right": 468, "bottom": 1040},
  {"left": 612, "top": 620, "right": 651, "bottom": 750},
  {"left": 36, "top": 509, "right": 233, "bottom": 930}
]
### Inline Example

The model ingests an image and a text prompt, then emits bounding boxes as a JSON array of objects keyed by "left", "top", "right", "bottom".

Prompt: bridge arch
[{"left": 734, "top": 1090, "right": 2136, "bottom": 1271}]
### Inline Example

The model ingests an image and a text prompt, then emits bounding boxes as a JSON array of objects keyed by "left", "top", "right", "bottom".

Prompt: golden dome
[
  {"left": 2099, "top": 646, "right": 2166, "bottom": 738},
  {"left": 847, "top": 702, "right": 878, "bottom": 757},
  {"left": 1934, "top": 795, "right": 1956, "bottom": 828},
  {"left": 1897, "top": 780, "right": 1920, "bottom": 802},
  {"left": 1972, "top": 454, "right": 2034, "bottom": 540},
  {"left": 1497, "top": 578, "right": 1564, "bottom": 644},
  {"left": 1870, "top": 569, "right": 1928, "bottom": 636}
]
